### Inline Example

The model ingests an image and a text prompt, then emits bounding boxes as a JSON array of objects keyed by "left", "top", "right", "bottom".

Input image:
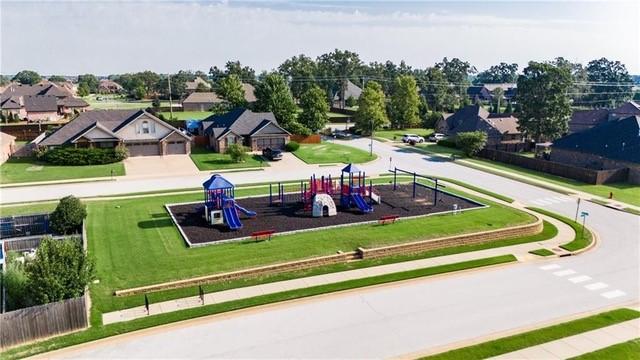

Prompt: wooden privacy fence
[
  {"left": 291, "top": 134, "right": 321, "bottom": 144},
  {"left": 0, "top": 295, "right": 88, "bottom": 350}
]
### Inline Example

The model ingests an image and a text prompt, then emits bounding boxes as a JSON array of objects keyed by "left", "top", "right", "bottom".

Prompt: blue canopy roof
[
  {"left": 203, "top": 174, "right": 234, "bottom": 190},
  {"left": 341, "top": 163, "right": 361, "bottom": 173}
]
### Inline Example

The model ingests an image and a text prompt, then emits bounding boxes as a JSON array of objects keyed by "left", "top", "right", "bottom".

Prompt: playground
[{"left": 167, "top": 165, "right": 484, "bottom": 246}]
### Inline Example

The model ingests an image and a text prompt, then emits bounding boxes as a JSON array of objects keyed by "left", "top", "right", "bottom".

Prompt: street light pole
[
  {"left": 168, "top": 74, "right": 173, "bottom": 120},
  {"left": 574, "top": 198, "right": 581, "bottom": 222}
]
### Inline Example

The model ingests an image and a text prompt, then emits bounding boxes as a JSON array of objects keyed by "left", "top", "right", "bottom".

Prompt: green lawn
[
  {"left": 423, "top": 308, "right": 640, "bottom": 360},
  {"left": 327, "top": 111, "right": 351, "bottom": 118},
  {"left": 189, "top": 147, "right": 268, "bottom": 170},
  {"left": 413, "top": 142, "right": 464, "bottom": 156},
  {"left": 0, "top": 157, "right": 125, "bottom": 185},
  {"left": 526, "top": 207, "right": 593, "bottom": 252},
  {"left": 464, "top": 158, "right": 640, "bottom": 207},
  {"left": 293, "top": 142, "right": 377, "bottom": 164},
  {"left": 529, "top": 248, "right": 555, "bottom": 256},
  {"left": 569, "top": 338, "right": 640, "bottom": 360},
  {"left": 375, "top": 128, "right": 434, "bottom": 142},
  {"left": 158, "top": 111, "right": 212, "bottom": 120}
]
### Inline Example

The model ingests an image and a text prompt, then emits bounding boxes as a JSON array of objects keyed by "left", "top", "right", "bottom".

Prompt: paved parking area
[{"left": 124, "top": 155, "right": 199, "bottom": 177}]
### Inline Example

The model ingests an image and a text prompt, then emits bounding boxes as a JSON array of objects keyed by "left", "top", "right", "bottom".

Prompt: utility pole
[
  {"left": 574, "top": 198, "right": 581, "bottom": 222},
  {"left": 168, "top": 74, "right": 173, "bottom": 120}
]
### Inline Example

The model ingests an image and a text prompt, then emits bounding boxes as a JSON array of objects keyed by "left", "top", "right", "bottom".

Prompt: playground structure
[
  {"left": 389, "top": 167, "right": 441, "bottom": 205},
  {"left": 268, "top": 164, "right": 379, "bottom": 216},
  {"left": 203, "top": 174, "right": 256, "bottom": 230}
]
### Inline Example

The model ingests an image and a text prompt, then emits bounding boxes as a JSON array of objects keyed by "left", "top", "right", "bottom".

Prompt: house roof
[
  {"left": 553, "top": 115, "right": 640, "bottom": 164},
  {"left": 185, "top": 77, "right": 211, "bottom": 91},
  {"left": 483, "top": 83, "right": 516, "bottom": 92},
  {"left": 333, "top": 80, "right": 362, "bottom": 101},
  {"left": 612, "top": 100, "right": 640, "bottom": 116},
  {"left": 23, "top": 95, "right": 58, "bottom": 112},
  {"left": 201, "top": 108, "right": 287, "bottom": 139},
  {"left": 341, "top": 163, "right": 362, "bottom": 173},
  {"left": 0, "top": 96, "right": 22, "bottom": 109},
  {"left": 444, "top": 105, "right": 521, "bottom": 138},
  {"left": 242, "top": 83, "right": 257, "bottom": 103},
  {"left": 2, "top": 83, "right": 70, "bottom": 98},
  {"left": 57, "top": 97, "right": 90, "bottom": 108},
  {"left": 39, "top": 109, "right": 189, "bottom": 146},
  {"left": 569, "top": 109, "right": 610, "bottom": 133},
  {"left": 467, "top": 86, "right": 492, "bottom": 100},
  {"left": 182, "top": 92, "right": 222, "bottom": 104},
  {"left": 203, "top": 174, "right": 234, "bottom": 190},
  {"left": 99, "top": 79, "right": 123, "bottom": 90}
]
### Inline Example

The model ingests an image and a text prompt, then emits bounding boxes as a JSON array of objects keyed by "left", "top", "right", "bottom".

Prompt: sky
[{"left": 1, "top": 0, "right": 639, "bottom": 75}]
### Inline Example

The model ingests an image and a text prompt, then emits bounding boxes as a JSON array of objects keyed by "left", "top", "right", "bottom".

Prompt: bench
[
  {"left": 378, "top": 214, "right": 400, "bottom": 225},
  {"left": 251, "top": 229, "right": 276, "bottom": 241}
]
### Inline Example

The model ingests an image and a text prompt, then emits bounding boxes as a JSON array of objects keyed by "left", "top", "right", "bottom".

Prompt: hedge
[{"left": 40, "top": 146, "right": 128, "bottom": 166}]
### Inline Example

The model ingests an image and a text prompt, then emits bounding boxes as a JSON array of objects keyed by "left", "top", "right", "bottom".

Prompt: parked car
[
  {"left": 262, "top": 148, "right": 283, "bottom": 161},
  {"left": 428, "top": 133, "right": 446, "bottom": 142},
  {"left": 333, "top": 130, "right": 352, "bottom": 140},
  {"left": 401, "top": 134, "right": 425, "bottom": 143}
]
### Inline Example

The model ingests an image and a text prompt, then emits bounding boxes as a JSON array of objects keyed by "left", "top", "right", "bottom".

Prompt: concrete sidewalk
[
  {"left": 102, "top": 212, "right": 574, "bottom": 325},
  {"left": 489, "top": 318, "right": 640, "bottom": 359}
]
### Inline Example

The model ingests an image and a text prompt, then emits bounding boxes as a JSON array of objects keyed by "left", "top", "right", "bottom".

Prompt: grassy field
[
  {"left": 464, "top": 158, "right": 640, "bottom": 207},
  {"left": 78, "top": 184, "right": 531, "bottom": 314},
  {"left": 158, "top": 111, "right": 212, "bottom": 120},
  {"left": 293, "top": 142, "right": 377, "bottom": 164},
  {"left": 0, "top": 157, "right": 125, "bottom": 185},
  {"left": 82, "top": 95, "right": 170, "bottom": 110},
  {"left": 375, "top": 128, "right": 434, "bottom": 142},
  {"left": 570, "top": 338, "right": 640, "bottom": 359},
  {"left": 423, "top": 308, "right": 640, "bottom": 360},
  {"left": 189, "top": 147, "right": 268, "bottom": 170},
  {"left": 1, "top": 255, "right": 515, "bottom": 360}
]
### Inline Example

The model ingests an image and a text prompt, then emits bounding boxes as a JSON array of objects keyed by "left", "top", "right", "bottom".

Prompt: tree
[
  {"left": 210, "top": 61, "right": 256, "bottom": 85},
  {"left": 423, "top": 111, "right": 442, "bottom": 129},
  {"left": 50, "top": 196, "right": 87, "bottom": 235},
  {"left": 456, "top": 131, "right": 487, "bottom": 156},
  {"left": 254, "top": 73, "right": 303, "bottom": 133},
  {"left": 216, "top": 74, "right": 246, "bottom": 108},
  {"left": 47, "top": 75, "right": 67, "bottom": 83},
  {"left": 474, "top": 63, "right": 518, "bottom": 84},
  {"left": 517, "top": 61, "right": 573, "bottom": 142},
  {"left": 195, "top": 82, "right": 210, "bottom": 92},
  {"left": 278, "top": 54, "right": 317, "bottom": 100},
  {"left": 133, "top": 85, "right": 146, "bottom": 100},
  {"left": 436, "top": 57, "right": 476, "bottom": 110},
  {"left": 77, "top": 83, "right": 90, "bottom": 97},
  {"left": 491, "top": 87, "right": 505, "bottom": 113},
  {"left": 585, "top": 58, "right": 634, "bottom": 107},
  {"left": 26, "top": 237, "right": 95, "bottom": 305},
  {"left": 390, "top": 75, "right": 420, "bottom": 129},
  {"left": 12, "top": 70, "right": 42, "bottom": 85},
  {"left": 363, "top": 60, "right": 413, "bottom": 94},
  {"left": 551, "top": 57, "right": 589, "bottom": 106},
  {"left": 355, "top": 81, "right": 388, "bottom": 135},
  {"left": 225, "top": 143, "right": 248, "bottom": 163},
  {"left": 77, "top": 74, "right": 99, "bottom": 93},
  {"left": 152, "top": 97, "right": 161, "bottom": 109},
  {"left": 298, "top": 85, "right": 329, "bottom": 133},
  {"left": 0, "top": 74, "right": 9, "bottom": 86},
  {"left": 317, "top": 49, "right": 364, "bottom": 108},
  {"left": 157, "top": 71, "right": 190, "bottom": 100},
  {"left": 417, "top": 67, "right": 449, "bottom": 111}
]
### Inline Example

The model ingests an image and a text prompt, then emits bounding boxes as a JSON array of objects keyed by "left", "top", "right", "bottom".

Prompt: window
[{"left": 142, "top": 120, "right": 150, "bottom": 134}]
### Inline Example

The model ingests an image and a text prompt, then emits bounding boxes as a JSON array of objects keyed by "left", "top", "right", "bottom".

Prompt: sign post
[{"left": 580, "top": 211, "right": 589, "bottom": 239}]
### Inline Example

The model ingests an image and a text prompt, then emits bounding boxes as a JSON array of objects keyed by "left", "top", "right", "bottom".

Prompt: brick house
[
  {"left": 551, "top": 115, "right": 640, "bottom": 183},
  {"left": 38, "top": 109, "right": 192, "bottom": 156},
  {"left": 1, "top": 83, "right": 89, "bottom": 121},
  {"left": 568, "top": 101, "right": 640, "bottom": 134},
  {"left": 436, "top": 104, "right": 523, "bottom": 146},
  {"left": 200, "top": 108, "right": 290, "bottom": 153},
  {"left": 182, "top": 83, "right": 257, "bottom": 111},
  {"left": 1, "top": 131, "right": 16, "bottom": 164},
  {"left": 98, "top": 79, "right": 124, "bottom": 94}
]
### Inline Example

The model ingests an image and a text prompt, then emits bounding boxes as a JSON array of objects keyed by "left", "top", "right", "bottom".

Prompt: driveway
[{"left": 123, "top": 155, "right": 199, "bottom": 178}]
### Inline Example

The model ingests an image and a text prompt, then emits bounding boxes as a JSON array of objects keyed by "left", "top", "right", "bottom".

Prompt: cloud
[{"left": 1, "top": 1, "right": 638, "bottom": 74}]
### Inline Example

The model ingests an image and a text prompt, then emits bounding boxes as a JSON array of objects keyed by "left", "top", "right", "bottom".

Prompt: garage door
[
  {"left": 166, "top": 141, "right": 187, "bottom": 155},
  {"left": 255, "top": 137, "right": 285, "bottom": 150},
  {"left": 126, "top": 142, "right": 160, "bottom": 157}
]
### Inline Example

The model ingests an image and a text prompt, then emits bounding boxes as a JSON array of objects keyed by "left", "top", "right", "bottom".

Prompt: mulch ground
[{"left": 167, "top": 184, "right": 481, "bottom": 245}]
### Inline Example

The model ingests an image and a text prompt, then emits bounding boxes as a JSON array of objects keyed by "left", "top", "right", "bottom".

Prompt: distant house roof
[
  {"left": 201, "top": 108, "right": 289, "bottom": 139},
  {"left": 242, "top": 83, "right": 257, "bottom": 103},
  {"left": 98, "top": 79, "right": 123, "bottom": 90},
  {"left": 185, "top": 77, "right": 211, "bottom": 91},
  {"left": 611, "top": 100, "right": 640, "bottom": 117},
  {"left": 24, "top": 95, "right": 58, "bottom": 112},
  {"left": 442, "top": 105, "right": 521, "bottom": 142},
  {"left": 2, "top": 83, "right": 70, "bottom": 98},
  {"left": 333, "top": 80, "right": 362, "bottom": 102},
  {"left": 182, "top": 92, "right": 222, "bottom": 104},
  {"left": 553, "top": 115, "right": 640, "bottom": 164},
  {"left": 0, "top": 96, "right": 22, "bottom": 110},
  {"left": 57, "top": 97, "right": 90, "bottom": 108},
  {"left": 39, "top": 109, "right": 189, "bottom": 146},
  {"left": 467, "top": 86, "right": 492, "bottom": 102},
  {"left": 569, "top": 109, "right": 610, "bottom": 134},
  {"left": 483, "top": 83, "right": 516, "bottom": 92}
]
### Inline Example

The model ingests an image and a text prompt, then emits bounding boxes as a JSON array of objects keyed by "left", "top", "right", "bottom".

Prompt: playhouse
[{"left": 203, "top": 174, "right": 256, "bottom": 230}]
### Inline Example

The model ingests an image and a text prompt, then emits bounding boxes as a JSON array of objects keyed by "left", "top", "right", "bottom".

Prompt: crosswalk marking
[
  {"left": 529, "top": 196, "right": 575, "bottom": 206},
  {"left": 568, "top": 275, "right": 592, "bottom": 284},
  {"left": 539, "top": 264, "right": 562, "bottom": 271},
  {"left": 601, "top": 290, "right": 626, "bottom": 299},
  {"left": 585, "top": 282, "right": 609, "bottom": 291},
  {"left": 553, "top": 269, "right": 576, "bottom": 277}
]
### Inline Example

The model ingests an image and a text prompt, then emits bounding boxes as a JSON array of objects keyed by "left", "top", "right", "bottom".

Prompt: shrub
[
  {"left": 26, "top": 237, "right": 95, "bottom": 305},
  {"left": 437, "top": 138, "right": 458, "bottom": 148},
  {"left": 225, "top": 143, "right": 248, "bottom": 163},
  {"left": 2, "top": 254, "right": 32, "bottom": 311},
  {"left": 50, "top": 196, "right": 87, "bottom": 235},
  {"left": 456, "top": 131, "right": 488, "bottom": 157},
  {"left": 285, "top": 141, "right": 300, "bottom": 152},
  {"left": 40, "top": 146, "right": 127, "bottom": 165}
]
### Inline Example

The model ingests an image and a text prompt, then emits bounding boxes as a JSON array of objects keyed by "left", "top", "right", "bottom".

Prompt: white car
[
  {"left": 428, "top": 133, "right": 446, "bottom": 142},
  {"left": 401, "top": 134, "right": 425, "bottom": 143}
]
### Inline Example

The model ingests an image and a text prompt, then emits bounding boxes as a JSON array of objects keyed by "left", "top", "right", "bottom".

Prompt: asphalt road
[{"left": 8, "top": 139, "right": 640, "bottom": 358}]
